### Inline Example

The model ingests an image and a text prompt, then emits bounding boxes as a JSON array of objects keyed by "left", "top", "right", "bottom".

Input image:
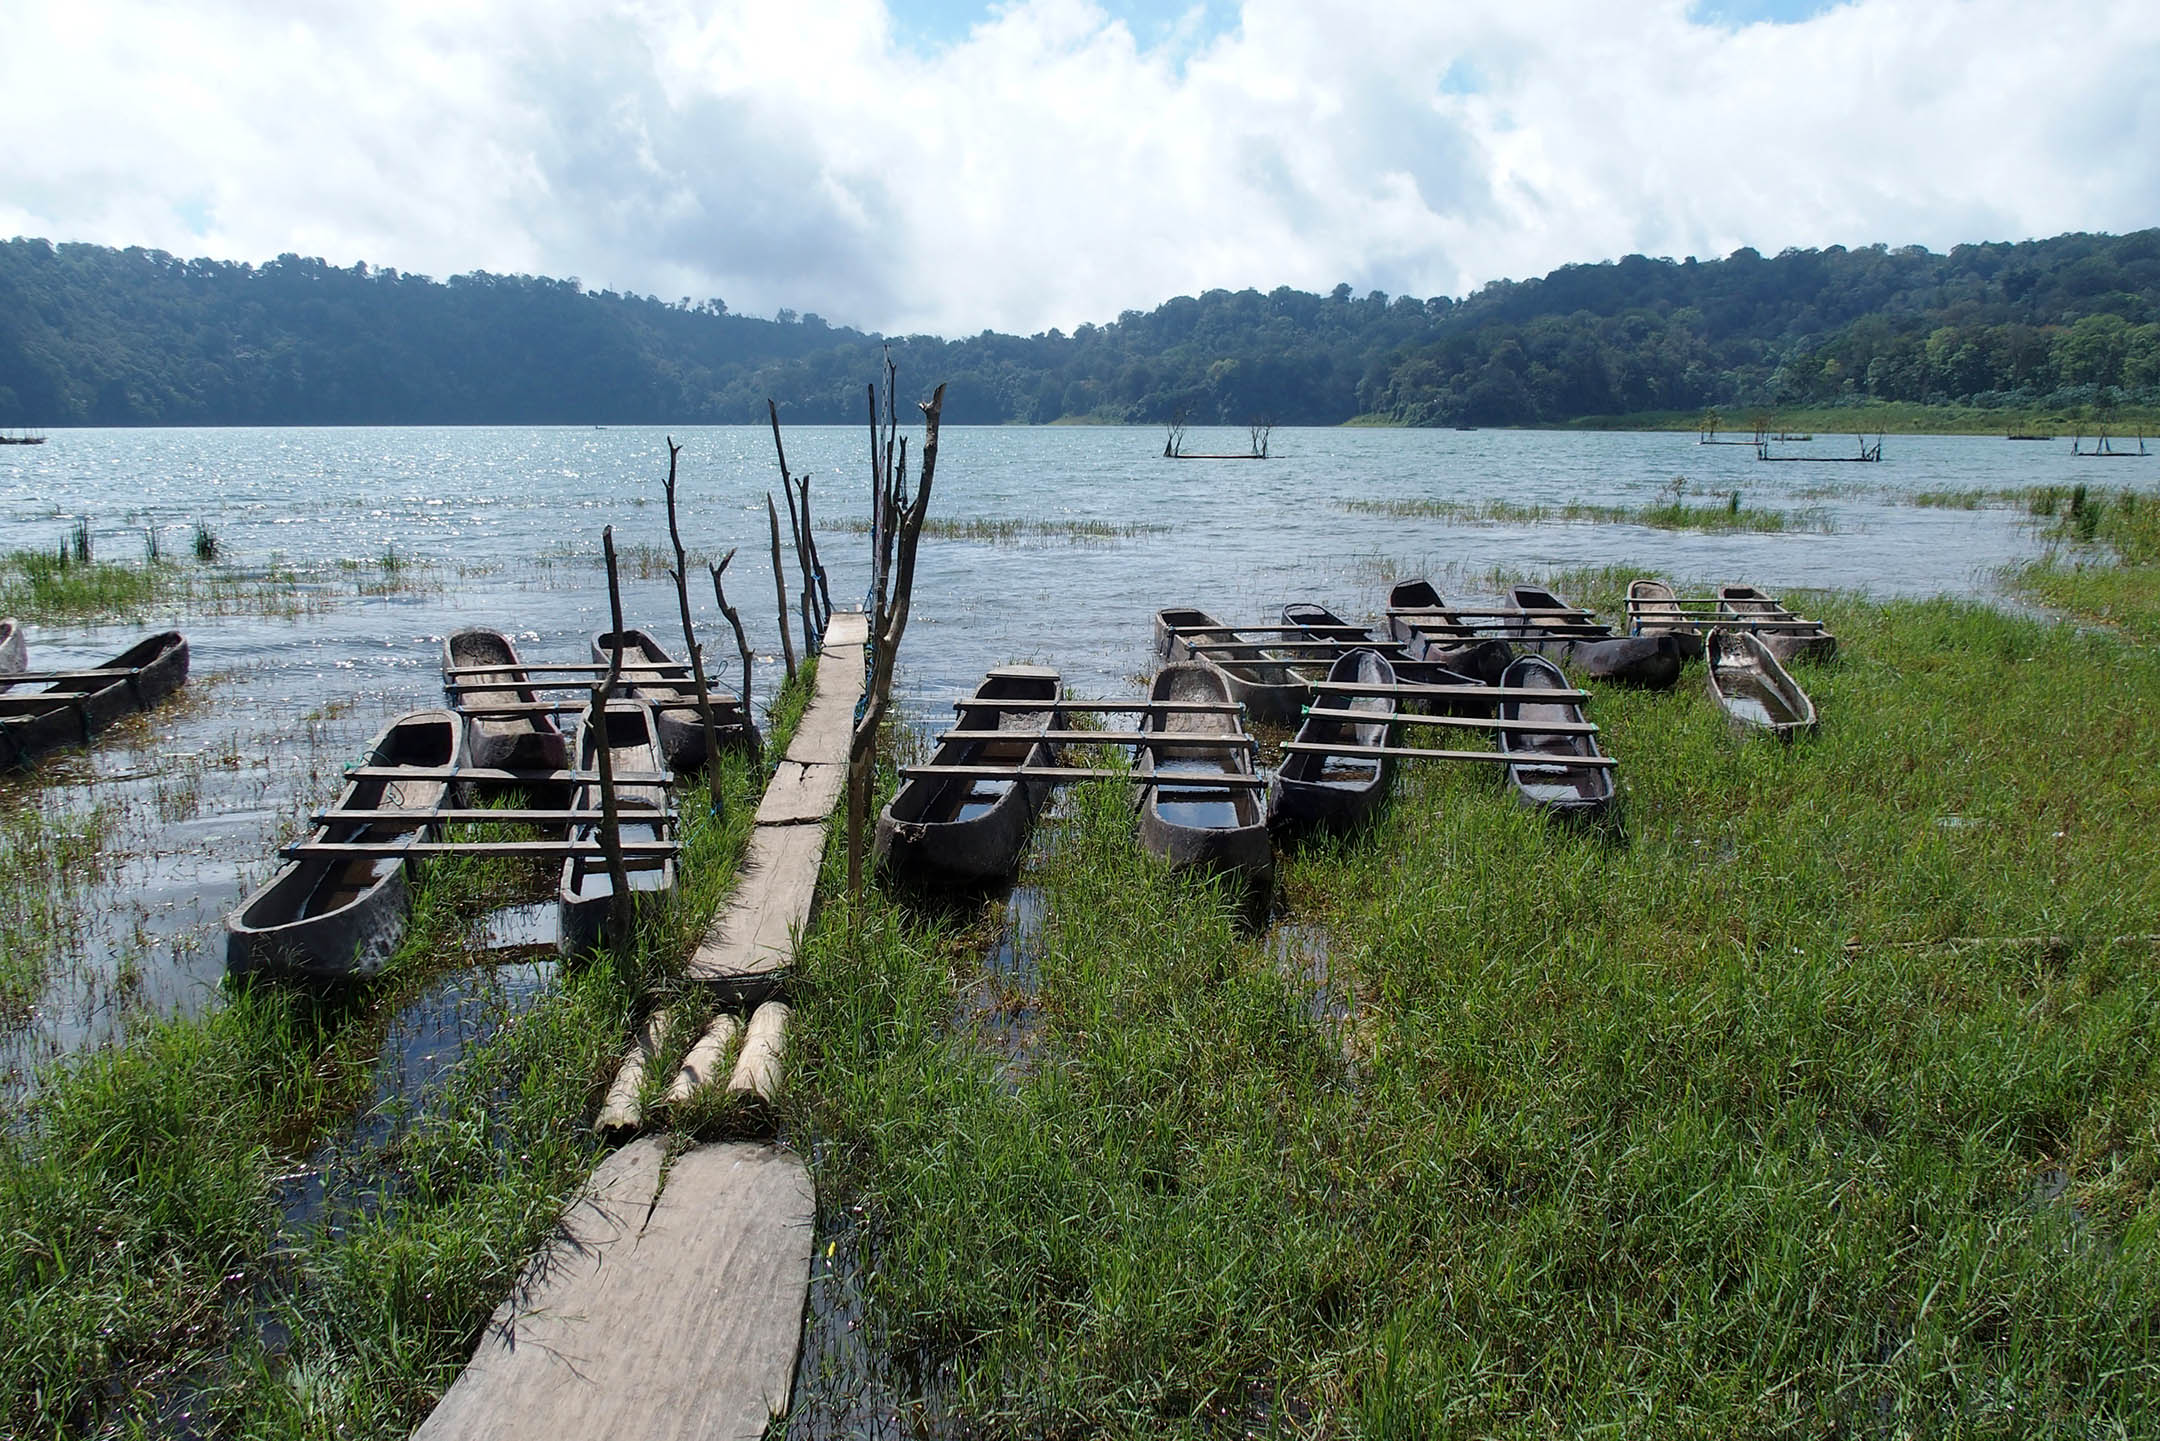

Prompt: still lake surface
[{"left": 0, "top": 422, "right": 2108, "bottom": 1077}]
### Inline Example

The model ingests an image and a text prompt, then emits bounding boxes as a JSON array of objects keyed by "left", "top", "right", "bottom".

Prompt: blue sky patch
[
  {"left": 1689, "top": 0, "right": 1850, "bottom": 28},
  {"left": 889, "top": 0, "right": 1228, "bottom": 50}
]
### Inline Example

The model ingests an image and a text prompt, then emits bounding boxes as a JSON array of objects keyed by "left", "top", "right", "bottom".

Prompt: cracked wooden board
[
  {"left": 413, "top": 1139, "right": 814, "bottom": 1441},
  {"left": 754, "top": 759, "right": 847, "bottom": 826}
]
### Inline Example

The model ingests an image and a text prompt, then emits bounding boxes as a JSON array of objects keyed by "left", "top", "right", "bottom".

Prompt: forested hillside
[{"left": 3, "top": 230, "right": 2156, "bottom": 428}]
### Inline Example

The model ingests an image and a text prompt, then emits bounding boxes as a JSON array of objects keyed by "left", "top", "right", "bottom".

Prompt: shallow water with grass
[{"left": 2, "top": 425, "right": 2156, "bottom": 1435}]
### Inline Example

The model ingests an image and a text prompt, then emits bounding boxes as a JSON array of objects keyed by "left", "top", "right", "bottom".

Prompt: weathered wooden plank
[
  {"left": 412, "top": 1138, "right": 813, "bottom": 1441},
  {"left": 754, "top": 759, "right": 848, "bottom": 826},
  {"left": 686, "top": 821, "right": 828, "bottom": 1000}
]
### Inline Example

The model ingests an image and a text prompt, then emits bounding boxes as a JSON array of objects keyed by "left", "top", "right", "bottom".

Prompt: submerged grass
[
  {"left": 839, "top": 516, "right": 1172, "bottom": 545},
  {"left": 0, "top": 669, "right": 815, "bottom": 1436},
  {"left": 786, "top": 579, "right": 2160, "bottom": 1435},
  {"left": 0, "top": 797, "right": 120, "bottom": 1024},
  {"left": 1343, "top": 495, "right": 1832, "bottom": 535},
  {"left": 0, "top": 547, "right": 325, "bottom": 623},
  {"left": 2011, "top": 485, "right": 2160, "bottom": 641}
]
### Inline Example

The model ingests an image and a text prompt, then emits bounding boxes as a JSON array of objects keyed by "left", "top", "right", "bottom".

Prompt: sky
[{"left": 3, "top": 0, "right": 2155, "bottom": 338}]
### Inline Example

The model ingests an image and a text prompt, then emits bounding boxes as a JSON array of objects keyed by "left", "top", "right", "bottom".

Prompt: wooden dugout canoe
[
  {"left": 875, "top": 665, "right": 1061, "bottom": 886},
  {"left": 1270, "top": 648, "right": 1397, "bottom": 832},
  {"left": 1706, "top": 628, "right": 1817, "bottom": 739},
  {"left": 0, "top": 630, "right": 189, "bottom": 769},
  {"left": 559, "top": 701, "right": 675, "bottom": 955},
  {"left": 1284, "top": 600, "right": 1490, "bottom": 708},
  {"left": 1152, "top": 607, "right": 1307, "bottom": 725},
  {"left": 591, "top": 627, "right": 759, "bottom": 772},
  {"left": 225, "top": 708, "right": 461, "bottom": 978},
  {"left": 1380, "top": 579, "right": 1514, "bottom": 685},
  {"left": 1624, "top": 578, "right": 1706, "bottom": 661},
  {"left": 1496, "top": 654, "right": 1615, "bottom": 819},
  {"left": 1716, "top": 585, "right": 1838, "bottom": 664},
  {"left": 1138, "top": 662, "right": 1273, "bottom": 890},
  {"left": 0, "top": 618, "right": 24, "bottom": 677},
  {"left": 443, "top": 628, "right": 570, "bottom": 773},
  {"left": 1503, "top": 584, "right": 1681, "bottom": 690}
]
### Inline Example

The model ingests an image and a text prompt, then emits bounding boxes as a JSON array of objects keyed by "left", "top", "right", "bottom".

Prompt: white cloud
[{"left": 3, "top": 0, "right": 2155, "bottom": 335}]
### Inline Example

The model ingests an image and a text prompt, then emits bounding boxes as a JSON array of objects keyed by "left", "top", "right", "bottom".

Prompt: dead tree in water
[
  {"left": 1163, "top": 407, "right": 1188, "bottom": 458},
  {"left": 765, "top": 494, "right": 796, "bottom": 683},
  {"left": 657, "top": 436, "right": 726, "bottom": 812},
  {"left": 708, "top": 547, "right": 756, "bottom": 747},
  {"left": 849, "top": 378, "right": 946, "bottom": 895},
  {"left": 766, "top": 400, "right": 826, "bottom": 654},
  {"left": 589, "top": 526, "right": 635, "bottom": 950},
  {"left": 1248, "top": 418, "right": 1273, "bottom": 458}
]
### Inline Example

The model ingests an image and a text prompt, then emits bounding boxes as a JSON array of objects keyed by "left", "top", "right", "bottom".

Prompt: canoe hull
[
  {"left": 875, "top": 666, "right": 1061, "bottom": 886},
  {"left": 1706, "top": 628, "right": 1818, "bottom": 739},
  {"left": 1625, "top": 579, "right": 1705, "bottom": 661},
  {"left": 1139, "top": 662, "right": 1274, "bottom": 892},
  {"left": 225, "top": 708, "right": 461, "bottom": 979},
  {"left": 1717, "top": 586, "right": 1838, "bottom": 665},
  {"left": 1497, "top": 654, "right": 1616, "bottom": 820},
  {"left": 1271, "top": 648, "right": 1397, "bottom": 832},
  {"left": 0, "top": 618, "right": 24, "bottom": 676},
  {"left": 1153, "top": 607, "right": 1305, "bottom": 725},
  {"left": 590, "top": 628, "right": 759, "bottom": 772},
  {"left": 1, "top": 630, "right": 189, "bottom": 770},
  {"left": 443, "top": 628, "right": 570, "bottom": 774},
  {"left": 558, "top": 702, "right": 675, "bottom": 955}
]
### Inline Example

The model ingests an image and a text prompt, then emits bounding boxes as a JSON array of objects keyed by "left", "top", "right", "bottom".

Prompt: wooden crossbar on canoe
[
  {"left": 933, "top": 728, "right": 1254, "bottom": 749},
  {"left": 1311, "top": 681, "right": 1592, "bottom": 703},
  {"left": 898, "top": 763, "right": 1265, "bottom": 788},
  {"left": 451, "top": 700, "right": 608, "bottom": 715},
  {"left": 0, "top": 693, "right": 93, "bottom": 714},
  {"left": 1165, "top": 623, "right": 1374, "bottom": 636},
  {"left": 1300, "top": 706, "right": 1598, "bottom": 735},
  {"left": 305, "top": 806, "right": 668, "bottom": 825},
  {"left": 341, "top": 764, "right": 673, "bottom": 785},
  {"left": 1388, "top": 606, "right": 1597, "bottom": 620},
  {"left": 965, "top": 698, "right": 1244, "bottom": 714},
  {"left": 1280, "top": 740, "right": 1619, "bottom": 767},
  {"left": 1177, "top": 639, "right": 1409, "bottom": 655},
  {"left": 441, "top": 662, "right": 702, "bottom": 677},
  {"left": 0, "top": 667, "right": 134, "bottom": 684},
  {"left": 281, "top": 839, "right": 679, "bottom": 858}
]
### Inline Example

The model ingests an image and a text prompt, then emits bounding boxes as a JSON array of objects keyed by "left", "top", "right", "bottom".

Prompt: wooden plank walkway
[
  {"left": 688, "top": 611, "right": 866, "bottom": 1000},
  {"left": 412, "top": 1139, "right": 815, "bottom": 1441},
  {"left": 412, "top": 613, "right": 866, "bottom": 1440}
]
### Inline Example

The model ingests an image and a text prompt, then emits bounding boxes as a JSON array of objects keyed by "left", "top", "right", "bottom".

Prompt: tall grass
[
  {"left": 1343, "top": 495, "right": 1831, "bottom": 534},
  {"left": 0, "top": 799, "right": 118, "bottom": 1023},
  {"left": 2013, "top": 485, "right": 2160, "bottom": 639},
  {"left": 785, "top": 583, "right": 2160, "bottom": 1434}
]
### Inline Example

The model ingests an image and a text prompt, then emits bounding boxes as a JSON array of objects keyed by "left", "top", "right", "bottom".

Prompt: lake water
[{"left": 0, "top": 422, "right": 2115, "bottom": 1075}]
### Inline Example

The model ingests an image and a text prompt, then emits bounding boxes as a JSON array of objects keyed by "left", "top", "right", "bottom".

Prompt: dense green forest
[{"left": 3, "top": 230, "right": 2156, "bottom": 428}]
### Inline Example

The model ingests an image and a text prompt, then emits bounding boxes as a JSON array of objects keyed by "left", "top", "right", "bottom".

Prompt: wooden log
[
  {"left": 1310, "top": 682, "right": 1590, "bottom": 703},
  {"left": 595, "top": 1010, "right": 674, "bottom": 1136},
  {"left": 282, "top": 840, "right": 677, "bottom": 859},
  {"left": 1299, "top": 706, "right": 1598, "bottom": 735},
  {"left": 897, "top": 763, "right": 1265, "bottom": 787},
  {"left": 410, "top": 1138, "right": 813, "bottom": 1441},
  {"left": 728, "top": 1001, "right": 790, "bottom": 1109},
  {"left": 665, "top": 1012, "right": 743, "bottom": 1104},
  {"left": 1280, "top": 740, "right": 1618, "bottom": 767},
  {"left": 931, "top": 728, "right": 1255, "bottom": 749},
  {"left": 997, "top": 698, "right": 1242, "bottom": 714}
]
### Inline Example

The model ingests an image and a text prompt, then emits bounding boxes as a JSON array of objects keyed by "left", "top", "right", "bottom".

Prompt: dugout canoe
[
  {"left": 1137, "top": 662, "right": 1273, "bottom": 891},
  {"left": 0, "top": 618, "right": 24, "bottom": 677},
  {"left": 591, "top": 627, "right": 759, "bottom": 771},
  {"left": 1285, "top": 601, "right": 1488, "bottom": 705},
  {"left": 1504, "top": 584, "right": 1681, "bottom": 689},
  {"left": 1381, "top": 580, "right": 1514, "bottom": 685},
  {"left": 1496, "top": 653, "right": 1615, "bottom": 819},
  {"left": 443, "top": 628, "right": 570, "bottom": 773},
  {"left": 225, "top": 708, "right": 462, "bottom": 978},
  {"left": 1270, "top": 648, "right": 1397, "bottom": 832},
  {"left": 1716, "top": 585, "right": 1838, "bottom": 664},
  {"left": 1153, "top": 607, "right": 1306, "bottom": 724},
  {"left": 0, "top": 630, "right": 189, "bottom": 770},
  {"left": 1624, "top": 578, "right": 1705, "bottom": 661},
  {"left": 559, "top": 700, "right": 675, "bottom": 955},
  {"left": 875, "top": 665, "right": 1061, "bottom": 886},
  {"left": 1706, "top": 628, "right": 1817, "bottom": 739}
]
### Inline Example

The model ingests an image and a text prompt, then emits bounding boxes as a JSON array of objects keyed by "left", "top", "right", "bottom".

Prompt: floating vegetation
[
  {"left": 1342, "top": 494, "right": 1832, "bottom": 534},
  {"left": 839, "top": 516, "right": 1170, "bottom": 544}
]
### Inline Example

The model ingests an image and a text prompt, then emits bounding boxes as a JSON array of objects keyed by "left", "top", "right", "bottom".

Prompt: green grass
[
  {"left": 1341, "top": 495, "right": 1831, "bottom": 534},
  {"left": 838, "top": 516, "right": 1172, "bottom": 545},
  {"left": 2010, "top": 484, "right": 2160, "bottom": 640},
  {"left": 0, "top": 797, "right": 119, "bottom": 1023},
  {"left": 784, "top": 579, "right": 2160, "bottom": 1435},
  {"left": 1565, "top": 402, "right": 2160, "bottom": 436},
  {"left": 0, "top": 670, "right": 815, "bottom": 1436},
  {"left": 0, "top": 546, "right": 321, "bottom": 622}
]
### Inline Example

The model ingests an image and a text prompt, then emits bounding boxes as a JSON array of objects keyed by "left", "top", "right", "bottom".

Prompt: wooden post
[
  {"left": 592, "top": 526, "right": 635, "bottom": 953},
  {"left": 767, "top": 399, "right": 820, "bottom": 655},
  {"left": 659, "top": 436, "right": 726, "bottom": 814},
  {"left": 848, "top": 380, "right": 944, "bottom": 894},
  {"left": 765, "top": 495, "right": 796, "bottom": 683},
  {"left": 709, "top": 547, "right": 756, "bottom": 755}
]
